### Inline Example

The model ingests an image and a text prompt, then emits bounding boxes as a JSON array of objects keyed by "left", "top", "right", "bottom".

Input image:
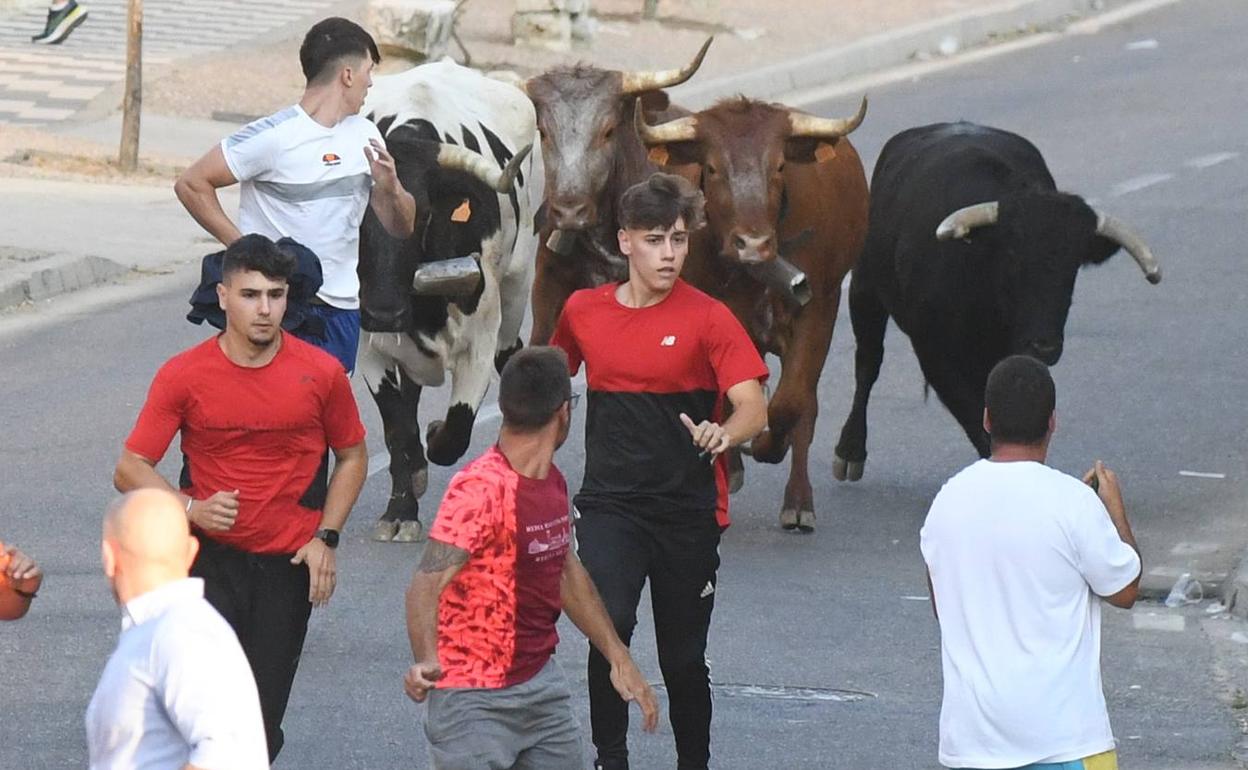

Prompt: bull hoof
[
  {"left": 426, "top": 420, "right": 468, "bottom": 467},
  {"left": 372, "top": 520, "right": 399, "bottom": 542},
  {"left": 780, "top": 509, "right": 799, "bottom": 530},
  {"left": 412, "top": 466, "right": 429, "bottom": 499},
  {"left": 796, "top": 510, "right": 816, "bottom": 534},
  {"left": 832, "top": 454, "right": 864, "bottom": 482},
  {"left": 394, "top": 520, "right": 426, "bottom": 543}
]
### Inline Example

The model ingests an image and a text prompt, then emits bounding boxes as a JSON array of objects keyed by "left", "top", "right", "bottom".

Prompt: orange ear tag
[
  {"left": 648, "top": 146, "right": 670, "bottom": 166},
  {"left": 451, "top": 199, "right": 472, "bottom": 222},
  {"left": 815, "top": 142, "right": 838, "bottom": 163}
]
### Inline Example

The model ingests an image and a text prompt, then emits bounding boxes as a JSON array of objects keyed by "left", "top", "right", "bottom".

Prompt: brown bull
[
  {"left": 637, "top": 96, "right": 870, "bottom": 532},
  {"left": 523, "top": 38, "right": 712, "bottom": 346}
]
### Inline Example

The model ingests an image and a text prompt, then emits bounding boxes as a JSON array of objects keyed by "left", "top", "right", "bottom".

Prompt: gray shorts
[{"left": 424, "top": 658, "right": 584, "bottom": 770}]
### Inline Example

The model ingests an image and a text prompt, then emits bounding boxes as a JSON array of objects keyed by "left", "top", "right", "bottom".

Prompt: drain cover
[{"left": 656, "top": 682, "right": 876, "bottom": 702}]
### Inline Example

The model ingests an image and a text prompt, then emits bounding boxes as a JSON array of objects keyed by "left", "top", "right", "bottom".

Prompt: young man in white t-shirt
[
  {"left": 921, "top": 355, "right": 1141, "bottom": 770},
  {"left": 176, "top": 17, "right": 415, "bottom": 374}
]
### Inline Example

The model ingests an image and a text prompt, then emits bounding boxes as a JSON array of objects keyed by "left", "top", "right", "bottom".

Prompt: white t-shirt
[
  {"left": 222, "top": 105, "right": 383, "bottom": 310},
  {"left": 86, "top": 578, "right": 268, "bottom": 770},
  {"left": 920, "top": 460, "right": 1140, "bottom": 769}
]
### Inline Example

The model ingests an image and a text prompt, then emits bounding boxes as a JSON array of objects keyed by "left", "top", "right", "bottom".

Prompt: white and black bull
[{"left": 358, "top": 61, "right": 538, "bottom": 542}]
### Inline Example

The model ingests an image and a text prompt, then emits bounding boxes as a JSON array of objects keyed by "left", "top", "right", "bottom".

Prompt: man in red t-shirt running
[
  {"left": 404, "top": 346, "right": 658, "bottom": 770},
  {"left": 114, "top": 234, "right": 368, "bottom": 761},
  {"left": 550, "top": 174, "right": 769, "bottom": 770}
]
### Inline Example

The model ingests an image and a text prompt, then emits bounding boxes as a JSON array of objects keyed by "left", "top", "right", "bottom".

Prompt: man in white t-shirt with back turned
[
  {"left": 176, "top": 17, "right": 415, "bottom": 374},
  {"left": 921, "top": 355, "right": 1142, "bottom": 770}
]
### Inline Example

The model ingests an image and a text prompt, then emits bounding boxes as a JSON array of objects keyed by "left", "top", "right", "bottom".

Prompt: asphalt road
[{"left": 2, "top": 1, "right": 1247, "bottom": 767}]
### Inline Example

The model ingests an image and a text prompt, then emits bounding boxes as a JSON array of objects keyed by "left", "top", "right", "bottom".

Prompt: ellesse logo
[{"left": 322, "top": 153, "right": 341, "bottom": 166}]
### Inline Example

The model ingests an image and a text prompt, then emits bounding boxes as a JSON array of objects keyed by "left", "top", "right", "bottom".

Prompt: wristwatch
[{"left": 316, "top": 528, "right": 340, "bottom": 549}]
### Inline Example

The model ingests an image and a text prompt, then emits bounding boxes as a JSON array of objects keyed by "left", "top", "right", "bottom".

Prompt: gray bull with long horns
[{"left": 523, "top": 37, "right": 715, "bottom": 347}]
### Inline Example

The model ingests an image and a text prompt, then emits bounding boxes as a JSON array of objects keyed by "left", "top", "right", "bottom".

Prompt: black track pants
[
  {"left": 575, "top": 508, "right": 720, "bottom": 770},
  {"left": 191, "top": 535, "right": 312, "bottom": 762}
]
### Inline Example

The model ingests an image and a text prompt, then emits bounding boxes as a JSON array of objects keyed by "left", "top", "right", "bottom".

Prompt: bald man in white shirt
[{"left": 86, "top": 489, "right": 268, "bottom": 770}]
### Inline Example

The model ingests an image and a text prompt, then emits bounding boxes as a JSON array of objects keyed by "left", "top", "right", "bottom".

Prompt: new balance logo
[
  {"left": 699, "top": 581, "right": 715, "bottom": 598},
  {"left": 660, "top": 335, "right": 677, "bottom": 346}
]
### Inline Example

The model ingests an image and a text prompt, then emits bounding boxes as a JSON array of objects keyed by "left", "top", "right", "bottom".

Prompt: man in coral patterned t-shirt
[{"left": 404, "top": 347, "right": 658, "bottom": 770}]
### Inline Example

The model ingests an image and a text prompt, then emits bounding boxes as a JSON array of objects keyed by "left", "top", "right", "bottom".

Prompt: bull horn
[
  {"left": 634, "top": 98, "right": 698, "bottom": 146},
  {"left": 435, "top": 142, "right": 532, "bottom": 194},
  {"left": 788, "top": 95, "right": 868, "bottom": 140},
  {"left": 1095, "top": 212, "right": 1162, "bottom": 284},
  {"left": 494, "top": 143, "right": 533, "bottom": 194},
  {"left": 935, "top": 202, "right": 999, "bottom": 240},
  {"left": 621, "top": 37, "right": 713, "bottom": 95}
]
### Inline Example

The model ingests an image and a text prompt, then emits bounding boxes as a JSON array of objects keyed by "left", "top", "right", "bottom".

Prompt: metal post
[{"left": 118, "top": 0, "right": 143, "bottom": 172}]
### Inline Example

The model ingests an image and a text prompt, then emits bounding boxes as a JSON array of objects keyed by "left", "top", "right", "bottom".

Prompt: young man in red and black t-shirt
[
  {"left": 404, "top": 347, "right": 658, "bottom": 770},
  {"left": 114, "top": 234, "right": 368, "bottom": 761},
  {"left": 550, "top": 174, "right": 769, "bottom": 770}
]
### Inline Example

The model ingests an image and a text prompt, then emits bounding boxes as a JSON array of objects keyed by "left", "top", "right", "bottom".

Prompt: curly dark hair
[{"left": 618, "top": 172, "right": 706, "bottom": 231}]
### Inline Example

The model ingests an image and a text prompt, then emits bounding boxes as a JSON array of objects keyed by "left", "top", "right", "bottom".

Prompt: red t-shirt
[
  {"left": 429, "top": 446, "right": 571, "bottom": 689},
  {"left": 550, "top": 279, "right": 768, "bottom": 528},
  {"left": 125, "top": 334, "right": 366, "bottom": 554}
]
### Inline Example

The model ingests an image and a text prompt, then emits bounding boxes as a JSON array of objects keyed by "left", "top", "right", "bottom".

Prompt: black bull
[{"left": 832, "top": 121, "right": 1161, "bottom": 480}]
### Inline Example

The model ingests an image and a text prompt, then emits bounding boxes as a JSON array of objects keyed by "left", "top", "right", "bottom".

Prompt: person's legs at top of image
[{"left": 32, "top": 0, "right": 88, "bottom": 45}]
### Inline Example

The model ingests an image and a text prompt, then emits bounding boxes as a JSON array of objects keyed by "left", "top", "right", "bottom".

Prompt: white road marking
[
  {"left": 368, "top": 453, "right": 390, "bottom": 477},
  {"left": 1133, "top": 612, "right": 1186, "bottom": 632},
  {"left": 1178, "top": 470, "right": 1226, "bottom": 479},
  {"left": 1185, "top": 152, "right": 1239, "bottom": 169},
  {"left": 901, "top": 595, "right": 930, "bottom": 601},
  {"left": 1124, "top": 38, "right": 1159, "bottom": 51},
  {"left": 1109, "top": 173, "right": 1173, "bottom": 197},
  {"left": 1066, "top": 0, "right": 1182, "bottom": 35}
]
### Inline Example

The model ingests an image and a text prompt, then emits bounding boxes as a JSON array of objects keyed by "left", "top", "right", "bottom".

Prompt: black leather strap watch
[{"left": 316, "top": 528, "right": 340, "bottom": 549}]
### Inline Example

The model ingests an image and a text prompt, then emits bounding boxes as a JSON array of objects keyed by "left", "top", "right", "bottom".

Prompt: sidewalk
[
  {"left": 0, "top": 0, "right": 1144, "bottom": 311},
  {"left": 0, "top": 0, "right": 341, "bottom": 125}
]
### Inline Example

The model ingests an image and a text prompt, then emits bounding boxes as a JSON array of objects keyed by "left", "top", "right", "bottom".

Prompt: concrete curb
[
  {"left": 1223, "top": 553, "right": 1248, "bottom": 619},
  {"left": 0, "top": 253, "right": 129, "bottom": 311},
  {"left": 672, "top": 0, "right": 1151, "bottom": 108}
]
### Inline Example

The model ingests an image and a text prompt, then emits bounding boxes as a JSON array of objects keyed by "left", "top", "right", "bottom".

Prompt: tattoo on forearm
[{"left": 418, "top": 541, "right": 470, "bottom": 573}]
